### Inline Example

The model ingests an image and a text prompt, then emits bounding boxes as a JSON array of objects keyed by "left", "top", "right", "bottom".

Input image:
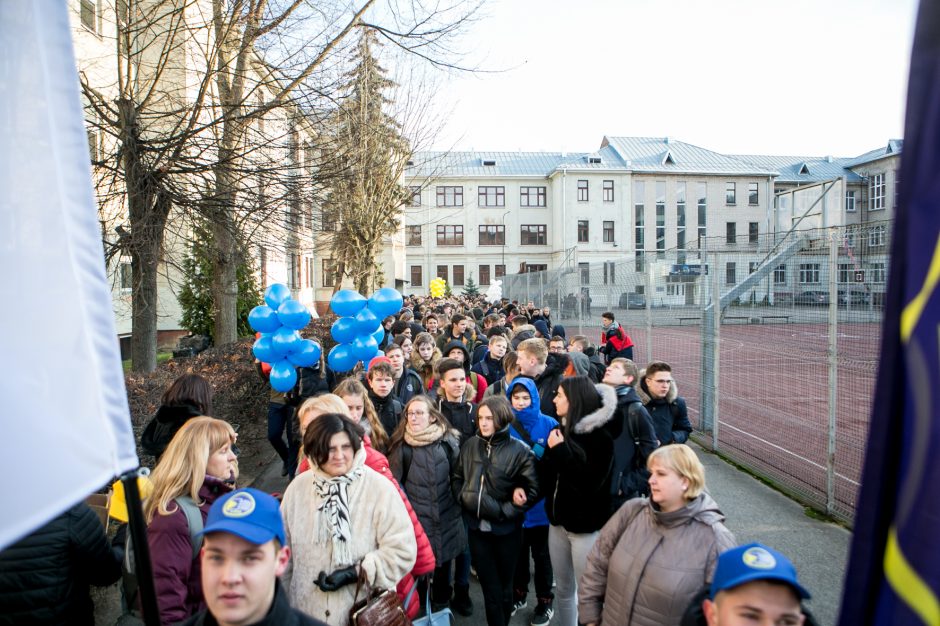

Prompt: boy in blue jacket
[{"left": 506, "top": 377, "right": 557, "bottom": 625}]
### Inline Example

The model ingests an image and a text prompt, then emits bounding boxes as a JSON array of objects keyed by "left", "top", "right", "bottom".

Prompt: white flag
[{"left": 0, "top": 2, "right": 139, "bottom": 550}]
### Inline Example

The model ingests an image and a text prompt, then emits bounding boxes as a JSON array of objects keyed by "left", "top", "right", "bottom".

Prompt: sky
[{"left": 427, "top": 0, "right": 919, "bottom": 158}]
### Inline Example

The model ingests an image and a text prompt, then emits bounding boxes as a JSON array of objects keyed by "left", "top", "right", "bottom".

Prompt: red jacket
[{"left": 297, "top": 436, "right": 435, "bottom": 618}]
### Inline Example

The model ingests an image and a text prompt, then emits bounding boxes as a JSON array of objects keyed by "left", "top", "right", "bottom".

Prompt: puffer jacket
[
  {"left": 506, "top": 377, "right": 558, "bottom": 528},
  {"left": 389, "top": 431, "right": 466, "bottom": 564},
  {"left": 140, "top": 402, "right": 203, "bottom": 459},
  {"left": 542, "top": 383, "right": 618, "bottom": 533},
  {"left": 578, "top": 494, "right": 737, "bottom": 626},
  {"left": 148, "top": 477, "right": 234, "bottom": 624},
  {"left": 453, "top": 425, "right": 540, "bottom": 535},
  {"left": 0, "top": 502, "right": 121, "bottom": 625},
  {"left": 510, "top": 325, "right": 536, "bottom": 350},
  {"left": 638, "top": 370, "right": 693, "bottom": 446},
  {"left": 435, "top": 394, "right": 477, "bottom": 445}
]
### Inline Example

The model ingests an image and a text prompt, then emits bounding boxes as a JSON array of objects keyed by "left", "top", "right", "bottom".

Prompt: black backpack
[{"left": 287, "top": 366, "right": 327, "bottom": 406}]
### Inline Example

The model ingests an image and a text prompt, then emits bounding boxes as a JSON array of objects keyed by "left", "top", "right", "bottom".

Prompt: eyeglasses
[
  {"left": 406, "top": 411, "right": 428, "bottom": 418},
  {"left": 651, "top": 379, "right": 673, "bottom": 385}
]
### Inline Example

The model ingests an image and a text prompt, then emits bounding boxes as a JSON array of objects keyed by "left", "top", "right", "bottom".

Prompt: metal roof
[
  {"left": 602, "top": 136, "right": 776, "bottom": 175},
  {"left": 844, "top": 139, "right": 904, "bottom": 168},
  {"left": 731, "top": 154, "right": 866, "bottom": 184},
  {"left": 406, "top": 151, "right": 574, "bottom": 178}
]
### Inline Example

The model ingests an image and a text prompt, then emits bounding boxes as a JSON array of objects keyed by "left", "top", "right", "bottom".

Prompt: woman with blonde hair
[
  {"left": 294, "top": 394, "right": 436, "bottom": 620},
  {"left": 578, "top": 444, "right": 736, "bottom": 626},
  {"left": 333, "top": 377, "right": 389, "bottom": 452},
  {"left": 145, "top": 416, "right": 237, "bottom": 624}
]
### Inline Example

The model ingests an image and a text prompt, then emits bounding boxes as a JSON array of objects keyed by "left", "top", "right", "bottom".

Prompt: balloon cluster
[
  {"left": 327, "top": 287, "right": 404, "bottom": 373},
  {"left": 248, "top": 284, "right": 321, "bottom": 393},
  {"left": 484, "top": 279, "right": 503, "bottom": 303},
  {"left": 429, "top": 277, "right": 447, "bottom": 298}
]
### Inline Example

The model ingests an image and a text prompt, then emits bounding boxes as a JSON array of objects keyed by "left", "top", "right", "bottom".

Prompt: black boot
[{"left": 452, "top": 584, "right": 473, "bottom": 617}]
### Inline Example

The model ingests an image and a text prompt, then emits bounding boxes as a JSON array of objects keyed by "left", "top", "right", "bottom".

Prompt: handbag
[
  {"left": 348, "top": 569, "right": 410, "bottom": 626},
  {"left": 406, "top": 577, "right": 455, "bottom": 626}
]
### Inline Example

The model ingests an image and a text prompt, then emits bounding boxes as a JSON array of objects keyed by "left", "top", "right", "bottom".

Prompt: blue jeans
[{"left": 267, "top": 402, "right": 298, "bottom": 476}]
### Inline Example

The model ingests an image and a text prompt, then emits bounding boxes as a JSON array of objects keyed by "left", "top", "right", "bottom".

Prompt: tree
[
  {"left": 322, "top": 28, "right": 411, "bottom": 293},
  {"left": 462, "top": 273, "right": 480, "bottom": 297}
]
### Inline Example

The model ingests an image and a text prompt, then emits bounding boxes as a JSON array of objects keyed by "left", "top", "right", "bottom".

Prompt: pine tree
[
  {"left": 323, "top": 28, "right": 411, "bottom": 293},
  {"left": 462, "top": 273, "right": 480, "bottom": 297}
]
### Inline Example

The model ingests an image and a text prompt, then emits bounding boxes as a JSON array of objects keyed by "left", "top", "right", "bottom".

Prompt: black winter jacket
[
  {"left": 0, "top": 502, "right": 121, "bottom": 625},
  {"left": 394, "top": 367, "right": 424, "bottom": 405},
  {"left": 609, "top": 385, "right": 659, "bottom": 512},
  {"left": 530, "top": 352, "right": 569, "bottom": 419},
  {"left": 140, "top": 402, "right": 203, "bottom": 459},
  {"left": 180, "top": 580, "right": 329, "bottom": 626},
  {"left": 638, "top": 373, "right": 693, "bottom": 446},
  {"left": 436, "top": 395, "right": 476, "bottom": 445},
  {"left": 542, "top": 383, "right": 618, "bottom": 533},
  {"left": 453, "top": 425, "right": 540, "bottom": 535},
  {"left": 368, "top": 389, "right": 403, "bottom": 437},
  {"left": 390, "top": 433, "right": 466, "bottom": 564}
]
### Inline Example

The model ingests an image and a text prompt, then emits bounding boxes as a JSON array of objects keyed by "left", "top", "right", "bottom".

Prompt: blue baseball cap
[
  {"left": 710, "top": 543, "right": 811, "bottom": 600},
  {"left": 199, "top": 488, "right": 285, "bottom": 546}
]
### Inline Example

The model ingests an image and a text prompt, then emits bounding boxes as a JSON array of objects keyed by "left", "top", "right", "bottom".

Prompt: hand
[
  {"left": 513, "top": 487, "right": 527, "bottom": 506},
  {"left": 547, "top": 428, "right": 564, "bottom": 448},
  {"left": 315, "top": 566, "right": 358, "bottom": 592}
]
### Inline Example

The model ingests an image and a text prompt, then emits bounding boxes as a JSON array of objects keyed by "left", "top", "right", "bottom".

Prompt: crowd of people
[{"left": 0, "top": 294, "right": 817, "bottom": 626}]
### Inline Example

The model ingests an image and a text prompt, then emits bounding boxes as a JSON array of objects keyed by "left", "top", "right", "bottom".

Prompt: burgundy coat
[{"left": 147, "top": 477, "right": 233, "bottom": 624}]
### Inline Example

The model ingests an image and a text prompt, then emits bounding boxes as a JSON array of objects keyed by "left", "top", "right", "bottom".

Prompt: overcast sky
[{"left": 427, "top": 0, "right": 919, "bottom": 157}]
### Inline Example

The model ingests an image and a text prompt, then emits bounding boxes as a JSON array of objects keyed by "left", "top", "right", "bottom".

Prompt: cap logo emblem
[
  {"left": 742, "top": 547, "right": 777, "bottom": 570},
  {"left": 222, "top": 492, "right": 256, "bottom": 518}
]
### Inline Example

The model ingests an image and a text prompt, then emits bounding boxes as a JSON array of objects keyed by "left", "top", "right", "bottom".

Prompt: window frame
[
  {"left": 577, "top": 180, "right": 589, "bottom": 202},
  {"left": 453, "top": 265, "right": 465, "bottom": 286},
  {"left": 436, "top": 186, "right": 464, "bottom": 207},
  {"left": 410, "top": 265, "right": 423, "bottom": 287},
  {"left": 478, "top": 224, "right": 505, "bottom": 246},
  {"left": 520, "top": 186, "right": 547, "bottom": 207},
  {"left": 408, "top": 186, "right": 421, "bottom": 207},
  {"left": 726, "top": 182, "right": 737, "bottom": 206},
  {"left": 479, "top": 265, "right": 490, "bottom": 286},
  {"left": 577, "top": 220, "right": 589, "bottom": 243},
  {"left": 603, "top": 220, "right": 615, "bottom": 243},
  {"left": 406, "top": 225, "right": 422, "bottom": 246},
  {"left": 799, "top": 263, "right": 821, "bottom": 284},
  {"left": 478, "top": 186, "right": 505, "bottom": 208},
  {"left": 520, "top": 224, "right": 547, "bottom": 246},
  {"left": 436, "top": 224, "right": 464, "bottom": 246},
  {"left": 726, "top": 221, "right": 736, "bottom": 244},
  {"left": 602, "top": 180, "right": 614, "bottom": 202},
  {"left": 869, "top": 174, "right": 885, "bottom": 211},
  {"left": 748, "top": 182, "right": 759, "bottom": 206}
]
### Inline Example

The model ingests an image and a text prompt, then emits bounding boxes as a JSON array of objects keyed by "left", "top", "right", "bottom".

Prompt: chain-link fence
[{"left": 503, "top": 223, "right": 890, "bottom": 525}]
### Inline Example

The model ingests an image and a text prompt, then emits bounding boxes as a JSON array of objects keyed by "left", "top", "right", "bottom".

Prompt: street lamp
[{"left": 501, "top": 210, "right": 510, "bottom": 276}]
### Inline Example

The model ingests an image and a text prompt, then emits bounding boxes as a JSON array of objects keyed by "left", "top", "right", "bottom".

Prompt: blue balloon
[
  {"left": 288, "top": 339, "right": 322, "bottom": 367},
  {"left": 352, "top": 335, "right": 379, "bottom": 361},
  {"left": 264, "top": 283, "right": 292, "bottom": 309},
  {"left": 248, "top": 305, "right": 281, "bottom": 333},
  {"left": 327, "top": 343, "right": 358, "bottom": 373},
  {"left": 370, "top": 325, "right": 386, "bottom": 346},
  {"left": 331, "top": 317, "right": 358, "bottom": 344},
  {"left": 354, "top": 307, "right": 380, "bottom": 335},
  {"left": 277, "top": 299, "right": 311, "bottom": 330},
  {"left": 269, "top": 360, "right": 298, "bottom": 393},
  {"left": 252, "top": 336, "right": 277, "bottom": 363},
  {"left": 271, "top": 326, "right": 301, "bottom": 357},
  {"left": 331, "top": 289, "right": 367, "bottom": 317},
  {"left": 368, "top": 287, "right": 404, "bottom": 318}
]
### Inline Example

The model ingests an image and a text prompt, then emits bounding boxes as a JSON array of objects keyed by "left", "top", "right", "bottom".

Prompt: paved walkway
[{"left": 249, "top": 441, "right": 850, "bottom": 626}]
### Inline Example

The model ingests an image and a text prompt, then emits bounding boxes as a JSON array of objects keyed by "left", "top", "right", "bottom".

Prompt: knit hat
[
  {"left": 533, "top": 319, "right": 550, "bottom": 338},
  {"left": 568, "top": 351, "right": 590, "bottom": 377}
]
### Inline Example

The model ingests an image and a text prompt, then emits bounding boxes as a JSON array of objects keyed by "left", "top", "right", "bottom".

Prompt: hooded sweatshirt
[
  {"left": 506, "top": 377, "right": 558, "bottom": 528},
  {"left": 637, "top": 369, "right": 692, "bottom": 446}
]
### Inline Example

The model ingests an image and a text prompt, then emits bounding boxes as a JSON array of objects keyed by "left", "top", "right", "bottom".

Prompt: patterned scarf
[{"left": 313, "top": 466, "right": 363, "bottom": 567}]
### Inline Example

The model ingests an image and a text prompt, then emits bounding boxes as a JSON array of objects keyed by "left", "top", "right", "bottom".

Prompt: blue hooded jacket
[{"left": 506, "top": 377, "right": 558, "bottom": 528}]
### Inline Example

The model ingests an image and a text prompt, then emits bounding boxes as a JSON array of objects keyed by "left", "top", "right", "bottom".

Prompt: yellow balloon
[{"left": 108, "top": 476, "right": 154, "bottom": 522}]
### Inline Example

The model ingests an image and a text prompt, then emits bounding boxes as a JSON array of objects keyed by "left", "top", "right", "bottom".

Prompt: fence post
[
  {"left": 645, "top": 260, "right": 653, "bottom": 364},
  {"left": 826, "top": 228, "right": 839, "bottom": 516},
  {"left": 711, "top": 252, "right": 720, "bottom": 452}
]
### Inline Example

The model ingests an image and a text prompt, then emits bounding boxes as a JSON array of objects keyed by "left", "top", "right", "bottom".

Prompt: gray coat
[
  {"left": 578, "top": 493, "right": 736, "bottom": 626},
  {"left": 390, "top": 434, "right": 467, "bottom": 564}
]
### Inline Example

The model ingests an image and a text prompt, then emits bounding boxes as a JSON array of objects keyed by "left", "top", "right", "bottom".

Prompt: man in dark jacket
[
  {"left": 471, "top": 334, "right": 509, "bottom": 386},
  {"left": 569, "top": 335, "right": 606, "bottom": 383},
  {"left": 598, "top": 311, "right": 635, "bottom": 363},
  {"left": 638, "top": 361, "right": 693, "bottom": 446},
  {"left": 366, "top": 358, "right": 403, "bottom": 436},
  {"left": 516, "top": 338, "right": 568, "bottom": 420},
  {"left": 385, "top": 343, "right": 423, "bottom": 405},
  {"left": 180, "top": 488, "right": 328, "bottom": 626},
  {"left": 602, "top": 358, "right": 659, "bottom": 513},
  {"left": 436, "top": 313, "right": 477, "bottom": 354},
  {"left": 0, "top": 501, "right": 121, "bottom": 625}
]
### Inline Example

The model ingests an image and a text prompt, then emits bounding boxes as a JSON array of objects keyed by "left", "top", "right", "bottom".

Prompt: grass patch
[{"left": 122, "top": 351, "right": 174, "bottom": 373}]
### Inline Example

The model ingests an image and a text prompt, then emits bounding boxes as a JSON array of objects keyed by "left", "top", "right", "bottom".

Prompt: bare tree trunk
[{"left": 210, "top": 141, "right": 241, "bottom": 346}]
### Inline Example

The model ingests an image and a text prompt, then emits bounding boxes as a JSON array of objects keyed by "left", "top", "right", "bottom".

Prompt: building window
[
  {"left": 577, "top": 180, "right": 589, "bottom": 202},
  {"left": 603, "top": 180, "right": 614, "bottom": 202},
  {"left": 288, "top": 254, "right": 301, "bottom": 289},
  {"left": 577, "top": 220, "right": 589, "bottom": 243},
  {"left": 119, "top": 261, "right": 132, "bottom": 290},
  {"left": 636, "top": 251, "right": 645, "bottom": 273},
  {"left": 845, "top": 228, "right": 857, "bottom": 249},
  {"left": 495, "top": 264, "right": 505, "bottom": 279},
  {"left": 845, "top": 190, "right": 857, "bottom": 212},
  {"left": 436, "top": 186, "right": 463, "bottom": 207},
  {"left": 579, "top": 262, "right": 590, "bottom": 284},
  {"left": 726, "top": 222, "right": 736, "bottom": 244},
  {"left": 869, "top": 174, "right": 885, "bottom": 211},
  {"left": 521, "top": 224, "right": 547, "bottom": 245},
  {"left": 406, "top": 225, "right": 422, "bottom": 246},
  {"left": 870, "top": 262, "right": 886, "bottom": 283},
  {"left": 894, "top": 169, "right": 901, "bottom": 208},
  {"left": 478, "top": 186, "right": 505, "bottom": 207},
  {"left": 453, "top": 265, "right": 465, "bottom": 286},
  {"left": 436, "top": 225, "right": 464, "bottom": 246},
  {"left": 697, "top": 183, "right": 707, "bottom": 246},
  {"left": 726, "top": 262, "right": 736, "bottom": 285},
  {"left": 305, "top": 257, "right": 314, "bottom": 288},
  {"left": 520, "top": 186, "right": 546, "bottom": 207},
  {"left": 436, "top": 265, "right": 448, "bottom": 281},
  {"left": 323, "top": 258, "right": 339, "bottom": 288},
  {"left": 656, "top": 182, "right": 666, "bottom": 258},
  {"left": 869, "top": 224, "right": 886, "bottom": 247},
  {"left": 774, "top": 265, "right": 786, "bottom": 284},
  {"left": 478, "top": 225, "right": 505, "bottom": 246},
  {"left": 749, "top": 222, "right": 759, "bottom": 244},
  {"left": 80, "top": 0, "right": 99, "bottom": 33},
  {"left": 525, "top": 264, "right": 548, "bottom": 273},
  {"left": 676, "top": 182, "right": 686, "bottom": 250},
  {"left": 838, "top": 263, "right": 852, "bottom": 283},
  {"left": 799, "top": 263, "right": 821, "bottom": 284},
  {"left": 635, "top": 181, "right": 645, "bottom": 254},
  {"left": 749, "top": 261, "right": 758, "bottom": 274},
  {"left": 726, "top": 182, "right": 736, "bottom": 205},
  {"left": 748, "top": 182, "right": 759, "bottom": 205},
  {"left": 479, "top": 265, "right": 490, "bottom": 285},
  {"left": 603, "top": 221, "right": 615, "bottom": 243},
  {"left": 410, "top": 265, "right": 423, "bottom": 287},
  {"left": 603, "top": 261, "right": 616, "bottom": 285},
  {"left": 408, "top": 186, "right": 421, "bottom": 206}
]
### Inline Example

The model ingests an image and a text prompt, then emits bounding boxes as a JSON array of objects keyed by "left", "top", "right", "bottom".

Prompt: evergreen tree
[
  {"left": 323, "top": 28, "right": 411, "bottom": 293},
  {"left": 462, "top": 273, "right": 480, "bottom": 297}
]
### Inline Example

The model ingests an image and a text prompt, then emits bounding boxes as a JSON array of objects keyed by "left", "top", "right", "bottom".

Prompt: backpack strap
[
  {"left": 176, "top": 496, "right": 204, "bottom": 560},
  {"left": 400, "top": 445, "right": 413, "bottom": 487},
  {"left": 511, "top": 418, "right": 535, "bottom": 449}
]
